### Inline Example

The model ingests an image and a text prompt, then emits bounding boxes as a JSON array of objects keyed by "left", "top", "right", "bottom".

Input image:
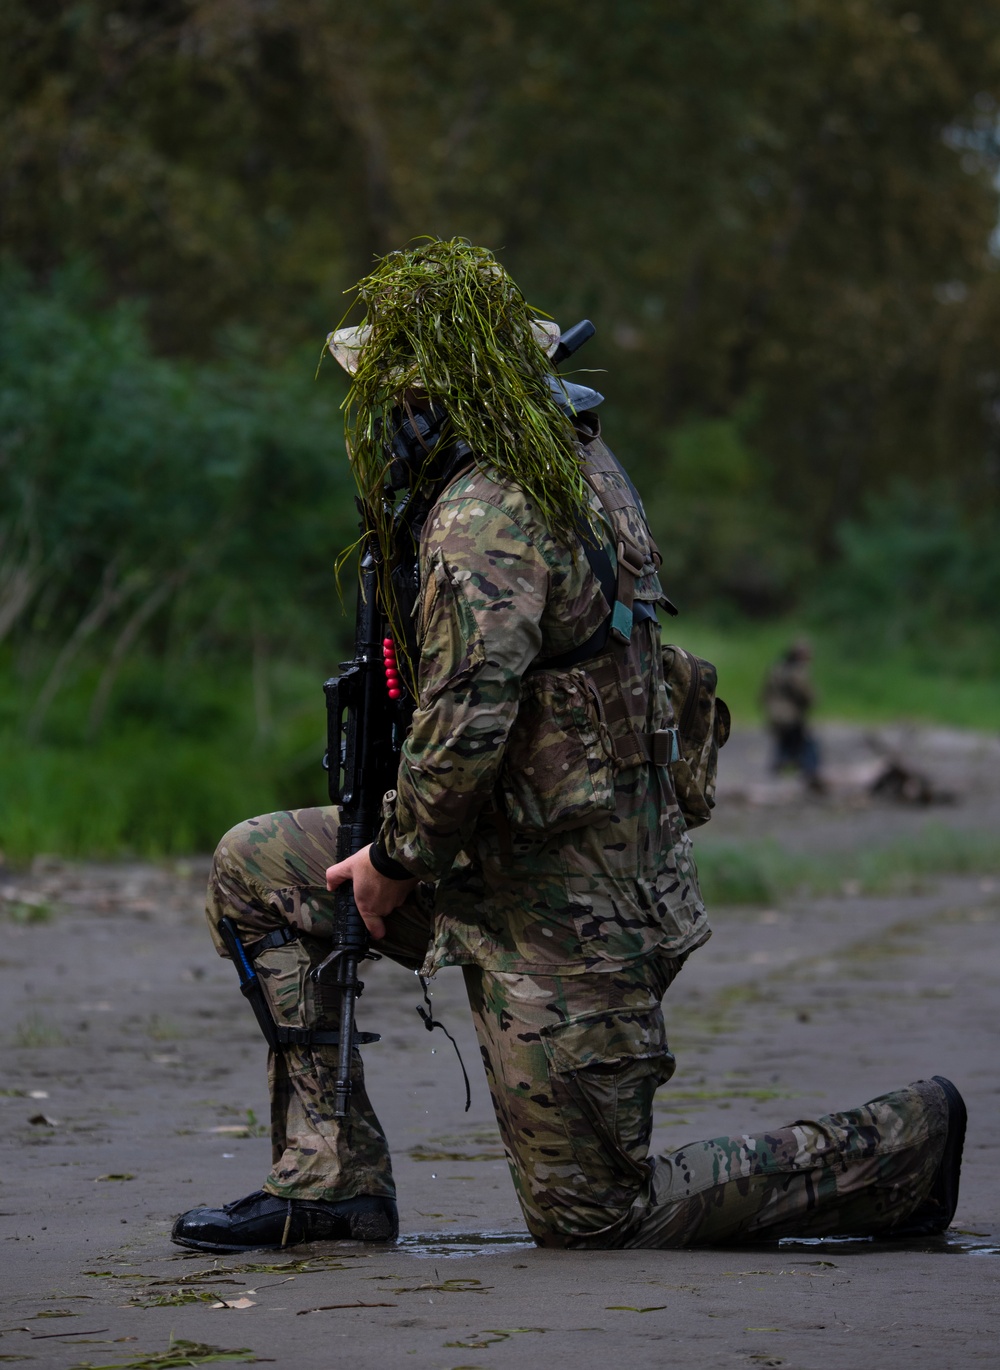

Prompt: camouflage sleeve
[{"left": 379, "top": 486, "right": 553, "bottom": 881}]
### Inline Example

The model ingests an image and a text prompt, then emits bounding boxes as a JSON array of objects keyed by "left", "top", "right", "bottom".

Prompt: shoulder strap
[
  {"left": 577, "top": 432, "right": 669, "bottom": 642},
  {"left": 541, "top": 432, "right": 668, "bottom": 671}
]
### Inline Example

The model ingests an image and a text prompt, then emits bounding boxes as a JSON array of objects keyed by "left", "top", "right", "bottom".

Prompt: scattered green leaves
[
  {"left": 66, "top": 1336, "right": 261, "bottom": 1369},
  {"left": 2, "top": 898, "right": 54, "bottom": 924},
  {"left": 144, "top": 1273, "right": 243, "bottom": 1290},
  {"left": 242, "top": 1110, "right": 267, "bottom": 1139},
  {"left": 235, "top": 1257, "right": 357, "bottom": 1274},
  {"left": 605, "top": 1305, "right": 667, "bottom": 1313},
  {"left": 391, "top": 1279, "right": 488, "bottom": 1294},
  {"left": 444, "top": 1329, "right": 546, "bottom": 1349},
  {"left": 128, "top": 1291, "right": 226, "bottom": 1309},
  {"left": 146, "top": 1016, "right": 181, "bottom": 1042},
  {"left": 14, "top": 1014, "right": 64, "bottom": 1048}
]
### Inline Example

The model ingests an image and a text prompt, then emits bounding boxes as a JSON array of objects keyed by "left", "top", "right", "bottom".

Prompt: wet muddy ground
[{"left": 2, "top": 723, "right": 999, "bottom": 1368}]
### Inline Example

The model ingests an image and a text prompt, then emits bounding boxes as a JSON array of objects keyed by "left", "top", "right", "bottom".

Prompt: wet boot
[
  {"left": 890, "top": 1076, "right": 967, "bottom": 1237},
  {"left": 171, "top": 1190, "right": 398, "bottom": 1251}
]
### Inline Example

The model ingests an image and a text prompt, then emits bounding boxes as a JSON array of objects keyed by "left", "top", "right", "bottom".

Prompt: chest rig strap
[
  {"left": 568, "top": 427, "right": 677, "bottom": 770},
  {"left": 578, "top": 432, "right": 661, "bottom": 645}
]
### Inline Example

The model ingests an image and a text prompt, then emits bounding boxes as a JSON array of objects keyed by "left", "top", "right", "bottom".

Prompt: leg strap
[
  {"left": 244, "top": 926, "right": 300, "bottom": 958},
  {"left": 217, "top": 917, "right": 378, "bottom": 1051}
]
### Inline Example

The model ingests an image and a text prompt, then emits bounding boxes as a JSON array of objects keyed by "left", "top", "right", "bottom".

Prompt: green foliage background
[{"left": 2, "top": 0, "right": 1000, "bottom": 859}]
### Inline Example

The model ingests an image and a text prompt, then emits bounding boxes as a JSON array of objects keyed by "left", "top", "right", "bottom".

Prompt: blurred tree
[
  {"left": 2, "top": 0, "right": 1000, "bottom": 603},
  {"left": 0, "top": 263, "right": 355, "bottom": 736},
  {"left": 812, "top": 479, "right": 1000, "bottom": 660}
]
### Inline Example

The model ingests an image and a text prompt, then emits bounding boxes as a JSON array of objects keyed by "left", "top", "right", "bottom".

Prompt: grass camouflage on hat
[
  {"left": 328, "top": 238, "right": 597, "bottom": 671},
  {"left": 331, "top": 239, "right": 595, "bottom": 532}
]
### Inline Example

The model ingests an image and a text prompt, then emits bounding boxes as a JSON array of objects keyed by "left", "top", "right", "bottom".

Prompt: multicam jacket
[{"left": 378, "top": 433, "right": 711, "bottom": 976}]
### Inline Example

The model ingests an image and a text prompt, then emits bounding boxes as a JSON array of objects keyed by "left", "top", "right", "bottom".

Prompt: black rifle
[{"left": 319, "top": 534, "right": 414, "bottom": 1119}]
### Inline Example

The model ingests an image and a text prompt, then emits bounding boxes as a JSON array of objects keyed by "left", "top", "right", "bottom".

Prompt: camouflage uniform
[{"left": 207, "top": 442, "right": 950, "bottom": 1246}]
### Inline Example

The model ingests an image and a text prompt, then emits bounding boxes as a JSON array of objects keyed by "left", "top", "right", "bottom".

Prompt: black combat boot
[
  {"left": 171, "top": 1190, "right": 398, "bottom": 1251},
  {"left": 889, "top": 1076, "right": 967, "bottom": 1238}
]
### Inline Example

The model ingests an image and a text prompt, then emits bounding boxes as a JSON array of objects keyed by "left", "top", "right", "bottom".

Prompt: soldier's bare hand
[{"left": 324, "top": 846, "right": 417, "bottom": 941}]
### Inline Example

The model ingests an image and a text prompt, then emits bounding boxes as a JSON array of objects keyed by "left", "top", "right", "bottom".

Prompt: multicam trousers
[{"left": 206, "top": 806, "right": 950, "bottom": 1248}]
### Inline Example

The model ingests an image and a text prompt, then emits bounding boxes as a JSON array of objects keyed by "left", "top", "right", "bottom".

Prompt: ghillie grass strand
[{"left": 340, "top": 240, "right": 595, "bottom": 678}]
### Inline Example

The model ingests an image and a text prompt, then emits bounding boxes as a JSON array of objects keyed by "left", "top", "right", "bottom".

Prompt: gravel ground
[{"left": 2, "top": 723, "right": 999, "bottom": 1369}]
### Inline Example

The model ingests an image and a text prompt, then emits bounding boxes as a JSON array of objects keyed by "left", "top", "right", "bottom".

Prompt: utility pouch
[
  {"left": 661, "top": 645, "right": 731, "bottom": 829},
  {"left": 498, "top": 667, "right": 617, "bottom": 835}
]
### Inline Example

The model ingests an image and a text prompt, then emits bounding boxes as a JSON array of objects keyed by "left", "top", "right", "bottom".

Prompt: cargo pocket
[
  {"left": 417, "top": 551, "right": 486, "bottom": 702},
  {"left": 539, "top": 1006, "right": 676, "bottom": 1205},
  {"left": 255, "top": 940, "right": 328, "bottom": 1031},
  {"left": 499, "top": 667, "right": 617, "bottom": 834}
]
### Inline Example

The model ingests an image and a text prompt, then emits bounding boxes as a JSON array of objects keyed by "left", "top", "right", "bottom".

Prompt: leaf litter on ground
[
  {"left": 87, "top": 1254, "right": 357, "bottom": 1289},
  {"left": 444, "top": 1328, "right": 547, "bottom": 1349},
  {"left": 606, "top": 1304, "right": 668, "bottom": 1313},
  {"left": 66, "top": 1336, "right": 268, "bottom": 1369},
  {"left": 233, "top": 1255, "right": 365, "bottom": 1274},
  {"left": 391, "top": 1278, "right": 488, "bottom": 1294},
  {"left": 127, "top": 1291, "right": 227, "bottom": 1309},
  {"left": 296, "top": 1303, "right": 396, "bottom": 1314},
  {"left": 31, "top": 1329, "right": 110, "bottom": 1341}
]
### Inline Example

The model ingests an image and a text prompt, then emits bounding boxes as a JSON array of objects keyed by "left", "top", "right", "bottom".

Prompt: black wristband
[{"left": 369, "top": 839, "right": 415, "bottom": 881}]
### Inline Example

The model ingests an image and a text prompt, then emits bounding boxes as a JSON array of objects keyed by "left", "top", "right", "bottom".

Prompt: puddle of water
[
  {"left": 777, "top": 1233, "right": 1000, "bottom": 1256},
  {"left": 396, "top": 1230, "right": 534, "bottom": 1258},
  {"left": 778, "top": 1235, "right": 873, "bottom": 1248}
]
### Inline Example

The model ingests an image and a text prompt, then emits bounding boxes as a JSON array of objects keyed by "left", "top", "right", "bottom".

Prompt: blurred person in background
[{"left": 761, "top": 638, "right": 824, "bottom": 791}]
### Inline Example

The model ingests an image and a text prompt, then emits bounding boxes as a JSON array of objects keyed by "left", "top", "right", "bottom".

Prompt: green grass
[
  {"left": 14, "top": 1013, "right": 65, "bottom": 1047},
  {"left": 674, "top": 616, "right": 1000, "bottom": 731},
  {"left": 696, "top": 825, "right": 1000, "bottom": 906},
  {"left": 0, "top": 654, "right": 330, "bottom": 864},
  {"left": 2, "top": 618, "right": 999, "bottom": 863},
  {"left": 1, "top": 730, "right": 316, "bottom": 863},
  {"left": 1, "top": 896, "right": 53, "bottom": 923}
]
